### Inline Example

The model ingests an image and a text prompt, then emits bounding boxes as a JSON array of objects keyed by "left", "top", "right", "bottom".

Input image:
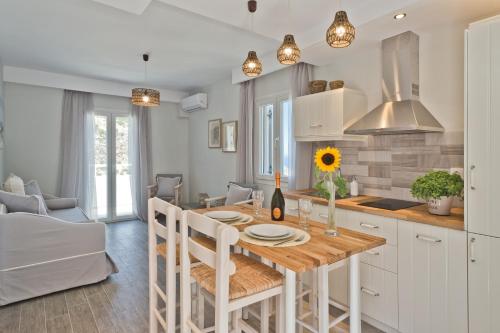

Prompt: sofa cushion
[
  {"left": 48, "top": 207, "right": 90, "bottom": 223},
  {"left": 225, "top": 183, "right": 253, "bottom": 206},
  {"left": 24, "top": 180, "right": 49, "bottom": 212},
  {"left": 3, "top": 174, "right": 25, "bottom": 195},
  {"left": 0, "top": 190, "right": 47, "bottom": 215},
  {"left": 45, "top": 198, "right": 78, "bottom": 210},
  {"left": 157, "top": 176, "right": 181, "bottom": 197}
]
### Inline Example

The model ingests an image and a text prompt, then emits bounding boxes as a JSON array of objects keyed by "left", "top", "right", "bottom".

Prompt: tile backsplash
[{"left": 312, "top": 132, "right": 464, "bottom": 203}]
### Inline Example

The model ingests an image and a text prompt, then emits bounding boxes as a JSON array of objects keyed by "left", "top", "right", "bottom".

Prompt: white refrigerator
[{"left": 466, "top": 15, "right": 500, "bottom": 333}]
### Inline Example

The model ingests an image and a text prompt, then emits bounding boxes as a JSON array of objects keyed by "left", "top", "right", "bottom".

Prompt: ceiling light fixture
[
  {"left": 242, "top": 0, "right": 262, "bottom": 77},
  {"left": 394, "top": 13, "right": 407, "bottom": 20},
  {"left": 132, "top": 54, "right": 160, "bottom": 107},
  {"left": 277, "top": 0, "right": 300, "bottom": 65},
  {"left": 326, "top": 0, "right": 355, "bottom": 48}
]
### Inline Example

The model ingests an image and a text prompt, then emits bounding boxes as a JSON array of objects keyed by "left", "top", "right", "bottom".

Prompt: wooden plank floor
[{"left": 0, "top": 220, "right": 384, "bottom": 333}]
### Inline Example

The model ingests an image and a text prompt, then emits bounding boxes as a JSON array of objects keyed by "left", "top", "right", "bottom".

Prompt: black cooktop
[{"left": 359, "top": 198, "right": 423, "bottom": 211}]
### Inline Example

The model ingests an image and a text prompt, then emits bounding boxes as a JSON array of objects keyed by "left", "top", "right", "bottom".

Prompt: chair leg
[
  {"left": 297, "top": 273, "right": 304, "bottom": 333},
  {"left": 232, "top": 309, "right": 242, "bottom": 333},
  {"left": 275, "top": 293, "right": 285, "bottom": 333},
  {"left": 311, "top": 269, "right": 318, "bottom": 330},
  {"left": 197, "top": 284, "right": 205, "bottom": 329},
  {"left": 260, "top": 299, "right": 270, "bottom": 333}
]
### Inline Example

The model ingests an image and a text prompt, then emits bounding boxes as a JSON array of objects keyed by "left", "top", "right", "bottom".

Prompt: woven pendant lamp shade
[
  {"left": 277, "top": 34, "right": 301, "bottom": 65},
  {"left": 242, "top": 51, "right": 263, "bottom": 77},
  {"left": 326, "top": 11, "right": 355, "bottom": 48},
  {"left": 131, "top": 88, "right": 160, "bottom": 107}
]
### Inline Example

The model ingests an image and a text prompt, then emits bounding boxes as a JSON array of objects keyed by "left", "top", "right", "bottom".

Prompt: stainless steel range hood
[{"left": 345, "top": 31, "right": 444, "bottom": 135}]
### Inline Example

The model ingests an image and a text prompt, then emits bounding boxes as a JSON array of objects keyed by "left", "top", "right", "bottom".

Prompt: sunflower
[{"left": 315, "top": 147, "right": 342, "bottom": 173}]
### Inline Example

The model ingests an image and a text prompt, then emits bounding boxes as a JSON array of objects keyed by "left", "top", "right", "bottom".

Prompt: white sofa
[{"left": 0, "top": 200, "right": 117, "bottom": 306}]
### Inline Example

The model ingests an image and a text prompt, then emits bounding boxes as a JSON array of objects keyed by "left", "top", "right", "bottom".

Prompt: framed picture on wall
[
  {"left": 222, "top": 121, "right": 238, "bottom": 153},
  {"left": 208, "top": 119, "right": 222, "bottom": 148}
]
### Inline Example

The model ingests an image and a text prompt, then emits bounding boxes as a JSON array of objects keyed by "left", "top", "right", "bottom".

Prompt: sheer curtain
[
  {"left": 59, "top": 90, "right": 96, "bottom": 217},
  {"left": 288, "top": 63, "right": 313, "bottom": 190},
  {"left": 129, "top": 105, "right": 152, "bottom": 221},
  {"left": 237, "top": 80, "right": 255, "bottom": 184}
]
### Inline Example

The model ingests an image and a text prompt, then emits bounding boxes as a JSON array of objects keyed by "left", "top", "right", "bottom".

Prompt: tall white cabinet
[{"left": 466, "top": 15, "right": 500, "bottom": 333}]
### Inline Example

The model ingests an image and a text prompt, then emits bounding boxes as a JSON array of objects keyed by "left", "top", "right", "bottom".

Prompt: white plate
[
  {"left": 204, "top": 211, "right": 241, "bottom": 220},
  {"left": 245, "top": 224, "right": 293, "bottom": 238},
  {"left": 245, "top": 230, "right": 294, "bottom": 240}
]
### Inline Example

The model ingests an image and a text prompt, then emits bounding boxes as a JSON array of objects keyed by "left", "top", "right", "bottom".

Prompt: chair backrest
[
  {"left": 147, "top": 197, "right": 182, "bottom": 333},
  {"left": 180, "top": 210, "right": 238, "bottom": 275},
  {"left": 156, "top": 173, "right": 183, "bottom": 184}
]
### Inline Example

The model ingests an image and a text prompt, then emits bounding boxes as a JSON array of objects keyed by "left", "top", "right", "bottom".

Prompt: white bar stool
[{"left": 179, "top": 210, "right": 285, "bottom": 333}]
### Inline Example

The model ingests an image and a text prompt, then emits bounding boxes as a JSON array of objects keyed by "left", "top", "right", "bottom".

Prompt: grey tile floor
[{"left": 0, "top": 220, "right": 384, "bottom": 333}]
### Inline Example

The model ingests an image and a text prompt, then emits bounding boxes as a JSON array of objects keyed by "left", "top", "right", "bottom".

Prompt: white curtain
[
  {"left": 237, "top": 80, "right": 255, "bottom": 184},
  {"left": 129, "top": 105, "right": 152, "bottom": 221},
  {"left": 288, "top": 63, "right": 313, "bottom": 190},
  {"left": 59, "top": 90, "right": 96, "bottom": 216}
]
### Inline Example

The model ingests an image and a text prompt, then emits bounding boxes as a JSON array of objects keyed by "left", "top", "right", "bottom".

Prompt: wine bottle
[{"left": 271, "top": 172, "right": 285, "bottom": 221}]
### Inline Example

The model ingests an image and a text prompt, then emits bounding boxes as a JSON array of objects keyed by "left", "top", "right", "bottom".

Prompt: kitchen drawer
[
  {"left": 361, "top": 263, "right": 399, "bottom": 329},
  {"left": 350, "top": 211, "right": 398, "bottom": 245},
  {"left": 285, "top": 198, "right": 299, "bottom": 216},
  {"left": 360, "top": 244, "right": 397, "bottom": 274}
]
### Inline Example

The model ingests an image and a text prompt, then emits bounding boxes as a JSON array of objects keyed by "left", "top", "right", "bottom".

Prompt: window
[{"left": 258, "top": 95, "right": 292, "bottom": 179}]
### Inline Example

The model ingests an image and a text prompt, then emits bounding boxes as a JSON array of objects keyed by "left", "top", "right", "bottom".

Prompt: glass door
[{"left": 93, "top": 113, "right": 134, "bottom": 222}]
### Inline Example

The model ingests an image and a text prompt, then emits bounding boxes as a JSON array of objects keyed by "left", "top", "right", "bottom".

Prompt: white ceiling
[{"left": 0, "top": 0, "right": 499, "bottom": 92}]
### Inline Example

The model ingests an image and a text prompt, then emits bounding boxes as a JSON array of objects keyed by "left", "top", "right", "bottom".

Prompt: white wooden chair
[
  {"left": 148, "top": 197, "right": 180, "bottom": 333},
  {"left": 148, "top": 198, "right": 213, "bottom": 332},
  {"left": 179, "top": 210, "right": 285, "bottom": 333}
]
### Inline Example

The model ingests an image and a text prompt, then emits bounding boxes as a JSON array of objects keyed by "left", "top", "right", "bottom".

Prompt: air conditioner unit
[{"left": 181, "top": 93, "right": 207, "bottom": 112}]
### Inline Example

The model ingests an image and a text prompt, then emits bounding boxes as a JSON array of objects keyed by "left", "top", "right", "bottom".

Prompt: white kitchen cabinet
[
  {"left": 360, "top": 263, "right": 398, "bottom": 329},
  {"left": 466, "top": 17, "right": 500, "bottom": 237},
  {"left": 398, "top": 221, "right": 467, "bottom": 333},
  {"left": 468, "top": 233, "right": 500, "bottom": 333},
  {"left": 293, "top": 88, "right": 367, "bottom": 141},
  {"left": 284, "top": 198, "right": 299, "bottom": 216}
]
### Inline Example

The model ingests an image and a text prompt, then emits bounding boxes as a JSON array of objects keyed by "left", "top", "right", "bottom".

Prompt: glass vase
[{"left": 325, "top": 180, "right": 339, "bottom": 236}]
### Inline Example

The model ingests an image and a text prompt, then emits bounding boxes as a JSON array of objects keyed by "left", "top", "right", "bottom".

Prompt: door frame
[{"left": 93, "top": 108, "right": 135, "bottom": 223}]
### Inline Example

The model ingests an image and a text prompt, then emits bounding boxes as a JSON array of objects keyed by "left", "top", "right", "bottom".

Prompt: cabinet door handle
[
  {"left": 361, "top": 287, "right": 380, "bottom": 297},
  {"left": 416, "top": 234, "right": 442, "bottom": 243},
  {"left": 310, "top": 123, "right": 323, "bottom": 128},
  {"left": 366, "top": 250, "right": 380, "bottom": 256},
  {"left": 360, "top": 222, "right": 379, "bottom": 229},
  {"left": 319, "top": 213, "right": 328, "bottom": 219},
  {"left": 470, "top": 237, "right": 476, "bottom": 263},
  {"left": 288, "top": 207, "right": 299, "bottom": 211},
  {"left": 470, "top": 165, "right": 476, "bottom": 190}
]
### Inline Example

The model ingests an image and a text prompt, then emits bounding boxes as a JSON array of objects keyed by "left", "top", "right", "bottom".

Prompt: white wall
[
  {"left": 0, "top": 62, "right": 5, "bottom": 180},
  {"left": 3, "top": 83, "right": 189, "bottom": 198},
  {"left": 188, "top": 76, "right": 240, "bottom": 201},
  {"left": 313, "top": 22, "right": 466, "bottom": 133}
]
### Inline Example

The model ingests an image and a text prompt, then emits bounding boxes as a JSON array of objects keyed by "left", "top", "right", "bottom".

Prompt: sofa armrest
[
  {"left": 147, "top": 184, "right": 158, "bottom": 198},
  {"left": 45, "top": 198, "right": 78, "bottom": 210},
  {"left": 0, "top": 203, "right": 7, "bottom": 215},
  {"left": 43, "top": 193, "right": 59, "bottom": 200},
  {"left": 0, "top": 213, "right": 105, "bottom": 271}
]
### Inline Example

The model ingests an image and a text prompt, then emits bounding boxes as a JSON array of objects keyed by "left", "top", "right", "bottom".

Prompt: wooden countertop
[
  {"left": 284, "top": 190, "right": 465, "bottom": 231},
  {"left": 194, "top": 205, "right": 386, "bottom": 273}
]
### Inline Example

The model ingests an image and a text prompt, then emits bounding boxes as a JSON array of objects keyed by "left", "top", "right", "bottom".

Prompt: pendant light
[
  {"left": 242, "top": 0, "right": 262, "bottom": 77},
  {"left": 277, "top": 0, "right": 300, "bottom": 65},
  {"left": 326, "top": 0, "right": 355, "bottom": 48},
  {"left": 132, "top": 54, "right": 160, "bottom": 107}
]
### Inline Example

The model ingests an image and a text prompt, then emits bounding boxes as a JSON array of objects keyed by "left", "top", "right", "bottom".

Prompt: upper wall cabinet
[
  {"left": 294, "top": 88, "right": 367, "bottom": 141},
  {"left": 466, "top": 16, "right": 500, "bottom": 237}
]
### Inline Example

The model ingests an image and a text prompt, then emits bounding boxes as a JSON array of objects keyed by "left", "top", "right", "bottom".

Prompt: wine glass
[
  {"left": 252, "top": 190, "right": 264, "bottom": 216},
  {"left": 299, "top": 198, "right": 313, "bottom": 231}
]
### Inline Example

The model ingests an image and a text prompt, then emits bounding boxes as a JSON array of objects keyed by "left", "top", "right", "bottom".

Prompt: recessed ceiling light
[{"left": 394, "top": 13, "right": 407, "bottom": 20}]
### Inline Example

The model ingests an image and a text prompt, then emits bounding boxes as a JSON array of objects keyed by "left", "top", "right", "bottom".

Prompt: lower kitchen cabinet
[
  {"left": 398, "top": 221, "right": 467, "bottom": 333},
  {"left": 360, "top": 263, "right": 399, "bottom": 329},
  {"left": 468, "top": 233, "right": 500, "bottom": 333}
]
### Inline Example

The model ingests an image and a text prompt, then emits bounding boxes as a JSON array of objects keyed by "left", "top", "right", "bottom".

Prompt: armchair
[
  {"left": 205, "top": 182, "right": 258, "bottom": 208},
  {"left": 148, "top": 174, "right": 183, "bottom": 206}
]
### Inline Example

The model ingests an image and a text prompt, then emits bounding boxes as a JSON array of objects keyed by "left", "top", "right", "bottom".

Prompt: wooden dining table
[{"left": 195, "top": 204, "right": 386, "bottom": 333}]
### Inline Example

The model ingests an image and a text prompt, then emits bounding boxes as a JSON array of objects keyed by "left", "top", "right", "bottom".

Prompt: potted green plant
[{"left": 410, "top": 170, "right": 464, "bottom": 215}]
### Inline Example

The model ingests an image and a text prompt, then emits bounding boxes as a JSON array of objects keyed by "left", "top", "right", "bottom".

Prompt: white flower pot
[{"left": 427, "top": 196, "right": 453, "bottom": 216}]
